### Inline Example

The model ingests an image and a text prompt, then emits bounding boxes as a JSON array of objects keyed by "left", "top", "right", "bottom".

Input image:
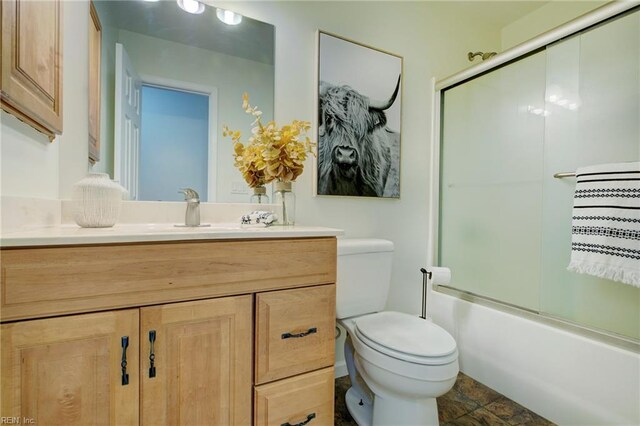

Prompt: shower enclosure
[{"left": 436, "top": 6, "right": 639, "bottom": 342}]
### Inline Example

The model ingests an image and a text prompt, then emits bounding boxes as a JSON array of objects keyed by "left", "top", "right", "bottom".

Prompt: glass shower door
[
  {"left": 439, "top": 8, "right": 640, "bottom": 340},
  {"left": 540, "top": 10, "right": 640, "bottom": 338},
  {"left": 439, "top": 50, "right": 547, "bottom": 311}
]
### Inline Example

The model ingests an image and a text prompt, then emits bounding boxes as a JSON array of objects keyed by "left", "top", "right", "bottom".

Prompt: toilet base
[
  {"left": 372, "top": 393, "right": 439, "bottom": 426},
  {"left": 346, "top": 385, "right": 440, "bottom": 426},
  {"left": 346, "top": 387, "right": 373, "bottom": 426}
]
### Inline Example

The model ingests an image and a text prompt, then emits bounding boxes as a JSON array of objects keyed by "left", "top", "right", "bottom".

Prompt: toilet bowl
[{"left": 336, "top": 239, "right": 458, "bottom": 426}]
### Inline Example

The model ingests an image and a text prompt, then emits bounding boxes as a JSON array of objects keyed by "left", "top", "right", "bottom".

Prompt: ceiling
[{"left": 94, "top": 0, "right": 275, "bottom": 65}]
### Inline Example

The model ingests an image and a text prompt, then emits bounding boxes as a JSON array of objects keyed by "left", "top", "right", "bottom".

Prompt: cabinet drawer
[
  {"left": 255, "top": 284, "right": 335, "bottom": 384},
  {"left": 1, "top": 237, "right": 336, "bottom": 321},
  {"left": 254, "top": 367, "right": 334, "bottom": 426}
]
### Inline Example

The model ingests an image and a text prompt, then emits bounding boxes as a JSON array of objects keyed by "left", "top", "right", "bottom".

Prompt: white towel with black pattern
[{"left": 568, "top": 161, "right": 640, "bottom": 287}]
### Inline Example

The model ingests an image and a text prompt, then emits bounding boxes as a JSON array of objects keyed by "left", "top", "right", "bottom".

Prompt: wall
[
  {"left": 0, "top": 1, "right": 91, "bottom": 200},
  {"left": 0, "top": 112, "right": 60, "bottom": 199},
  {"left": 139, "top": 86, "right": 209, "bottom": 201},
  {"left": 501, "top": 0, "right": 608, "bottom": 50},
  {"left": 210, "top": 0, "right": 501, "bottom": 316},
  {"left": 206, "top": 0, "right": 503, "bottom": 390}
]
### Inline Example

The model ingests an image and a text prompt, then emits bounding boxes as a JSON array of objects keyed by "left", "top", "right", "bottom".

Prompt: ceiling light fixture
[
  {"left": 177, "top": 0, "right": 205, "bottom": 15},
  {"left": 216, "top": 8, "right": 242, "bottom": 25}
]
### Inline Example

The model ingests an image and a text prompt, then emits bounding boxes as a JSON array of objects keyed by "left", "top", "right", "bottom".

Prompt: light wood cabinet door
[
  {"left": 1, "top": 310, "right": 139, "bottom": 425},
  {"left": 0, "top": 0, "right": 63, "bottom": 140},
  {"left": 140, "top": 296, "right": 252, "bottom": 426},
  {"left": 254, "top": 367, "right": 335, "bottom": 426},
  {"left": 88, "top": 1, "right": 102, "bottom": 163},
  {"left": 256, "top": 284, "right": 336, "bottom": 384}
]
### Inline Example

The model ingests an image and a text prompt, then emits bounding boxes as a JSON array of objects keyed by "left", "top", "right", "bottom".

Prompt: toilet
[{"left": 337, "top": 239, "right": 459, "bottom": 426}]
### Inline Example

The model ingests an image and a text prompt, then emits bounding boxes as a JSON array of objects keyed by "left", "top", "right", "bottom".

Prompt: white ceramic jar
[{"left": 72, "top": 173, "right": 125, "bottom": 228}]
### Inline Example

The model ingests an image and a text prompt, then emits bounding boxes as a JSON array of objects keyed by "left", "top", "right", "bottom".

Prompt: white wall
[
  {"left": 0, "top": 112, "right": 59, "bottom": 199},
  {"left": 58, "top": 1, "right": 91, "bottom": 200},
  {"left": 210, "top": 0, "right": 501, "bottom": 316},
  {"left": 208, "top": 0, "right": 504, "bottom": 388},
  {"left": 501, "top": 0, "right": 608, "bottom": 50},
  {"left": 0, "top": 0, "right": 92, "bottom": 199}
]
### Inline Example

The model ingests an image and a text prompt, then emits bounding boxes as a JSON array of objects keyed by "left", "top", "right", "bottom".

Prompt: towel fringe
[{"left": 568, "top": 261, "right": 640, "bottom": 288}]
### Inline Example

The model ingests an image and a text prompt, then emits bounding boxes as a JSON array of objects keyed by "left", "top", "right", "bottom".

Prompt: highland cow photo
[{"left": 316, "top": 31, "right": 402, "bottom": 198}]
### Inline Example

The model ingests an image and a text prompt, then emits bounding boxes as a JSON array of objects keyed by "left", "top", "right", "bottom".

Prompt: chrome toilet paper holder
[{"left": 419, "top": 268, "right": 431, "bottom": 320}]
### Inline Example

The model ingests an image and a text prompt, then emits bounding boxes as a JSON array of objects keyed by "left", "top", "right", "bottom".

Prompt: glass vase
[
  {"left": 273, "top": 181, "right": 295, "bottom": 225},
  {"left": 250, "top": 186, "right": 269, "bottom": 204}
]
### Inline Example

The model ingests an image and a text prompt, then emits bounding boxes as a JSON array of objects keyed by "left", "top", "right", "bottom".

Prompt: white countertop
[{"left": 0, "top": 223, "right": 343, "bottom": 247}]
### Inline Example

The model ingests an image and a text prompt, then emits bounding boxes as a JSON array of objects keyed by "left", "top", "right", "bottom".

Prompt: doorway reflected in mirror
[{"left": 91, "top": 0, "right": 275, "bottom": 203}]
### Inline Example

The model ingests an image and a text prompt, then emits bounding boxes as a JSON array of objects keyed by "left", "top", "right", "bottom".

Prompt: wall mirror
[{"left": 92, "top": 0, "right": 274, "bottom": 202}]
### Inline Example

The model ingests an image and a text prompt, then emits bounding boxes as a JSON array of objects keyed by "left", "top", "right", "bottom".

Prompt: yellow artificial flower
[{"left": 222, "top": 93, "right": 316, "bottom": 188}]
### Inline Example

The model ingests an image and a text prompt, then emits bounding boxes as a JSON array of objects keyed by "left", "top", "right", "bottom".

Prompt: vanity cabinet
[
  {"left": 0, "top": 237, "right": 337, "bottom": 425},
  {"left": 1, "top": 296, "right": 252, "bottom": 426},
  {"left": 1, "top": 310, "right": 140, "bottom": 425},
  {"left": 0, "top": 0, "right": 63, "bottom": 141}
]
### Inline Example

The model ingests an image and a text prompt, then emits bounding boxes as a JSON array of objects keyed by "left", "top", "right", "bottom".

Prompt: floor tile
[
  {"left": 334, "top": 373, "right": 555, "bottom": 426},
  {"left": 449, "top": 407, "right": 511, "bottom": 426},
  {"left": 484, "top": 396, "right": 525, "bottom": 424},
  {"left": 335, "top": 376, "right": 357, "bottom": 426},
  {"left": 437, "top": 383, "right": 481, "bottom": 423},
  {"left": 453, "top": 373, "right": 503, "bottom": 406},
  {"left": 484, "top": 395, "right": 556, "bottom": 426},
  {"left": 508, "top": 408, "right": 556, "bottom": 426}
]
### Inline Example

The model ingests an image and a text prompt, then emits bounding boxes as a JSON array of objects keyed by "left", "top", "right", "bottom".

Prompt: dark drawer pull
[
  {"left": 281, "top": 412, "right": 316, "bottom": 426},
  {"left": 148, "top": 330, "right": 156, "bottom": 378},
  {"left": 121, "top": 336, "right": 129, "bottom": 386},
  {"left": 281, "top": 327, "right": 317, "bottom": 339}
]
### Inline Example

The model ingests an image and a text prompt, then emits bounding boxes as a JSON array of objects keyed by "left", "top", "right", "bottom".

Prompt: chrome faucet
[{"left": 178, "top": 188, "right": 201, "bottom": 226}]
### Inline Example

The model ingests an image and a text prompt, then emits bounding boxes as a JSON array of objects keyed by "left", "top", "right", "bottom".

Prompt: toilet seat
[{"left": 354, "top": 311, "right": 457, "bottom": 366}]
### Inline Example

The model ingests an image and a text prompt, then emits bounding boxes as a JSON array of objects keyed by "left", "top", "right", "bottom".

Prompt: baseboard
[{"left": 334, "top": 360, "right": 348, "bottom": 378}]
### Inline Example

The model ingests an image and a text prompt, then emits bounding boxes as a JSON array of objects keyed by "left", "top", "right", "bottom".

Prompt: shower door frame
[{"left": 428, "top": 1, "right": 640, "bottom": 351}]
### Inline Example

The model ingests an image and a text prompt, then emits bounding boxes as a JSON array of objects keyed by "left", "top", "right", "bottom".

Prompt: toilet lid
[{"left": 355, "top": 311, "right": 457, "bottom": 362}]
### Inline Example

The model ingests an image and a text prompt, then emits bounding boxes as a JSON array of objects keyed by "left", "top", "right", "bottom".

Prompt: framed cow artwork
[{"left": 316, "top": 31, "right": 402, "bottom": 198}]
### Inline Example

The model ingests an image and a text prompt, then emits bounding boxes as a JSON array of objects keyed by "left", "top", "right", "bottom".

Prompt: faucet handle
[{"left": 178, "top": 188, "right": 200, "bottom": 202}]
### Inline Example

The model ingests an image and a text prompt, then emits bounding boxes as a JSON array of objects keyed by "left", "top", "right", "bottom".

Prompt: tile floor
[{"left": 334, "top": 373, "right": 555, "bottom": 426}]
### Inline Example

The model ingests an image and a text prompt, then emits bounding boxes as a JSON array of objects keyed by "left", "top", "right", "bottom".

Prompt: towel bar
[{"left": 553, "top": 172, "right": 576, "bottom": 179}]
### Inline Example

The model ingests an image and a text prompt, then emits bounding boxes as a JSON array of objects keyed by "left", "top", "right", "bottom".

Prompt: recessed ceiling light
[
  {"left": 216, "top": 8, "right": 242, "bottom": 25},
  {"left": 177, "top": 0, "right": 205, "bottom": 15}
]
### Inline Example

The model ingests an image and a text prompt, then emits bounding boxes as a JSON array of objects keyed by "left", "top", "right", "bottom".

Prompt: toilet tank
[{"left": 336, "top": 239, "right": 394, "bottom": 319}]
